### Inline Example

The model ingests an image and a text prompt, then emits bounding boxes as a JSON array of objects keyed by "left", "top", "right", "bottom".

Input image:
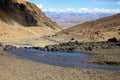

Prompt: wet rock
[
  {"left": 94, "top": 61, "right": 120, "bottom": 66},
  {"left": 3, "top": 45, "right": 16, "bottom": 51},
  {"left": 116, "top": 42, "right": 120, "bottom": 46}
]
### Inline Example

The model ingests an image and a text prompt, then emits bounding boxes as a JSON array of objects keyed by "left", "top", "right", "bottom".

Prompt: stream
[{"left": 7, "top": 48, "right": 120, "bottom": 70}]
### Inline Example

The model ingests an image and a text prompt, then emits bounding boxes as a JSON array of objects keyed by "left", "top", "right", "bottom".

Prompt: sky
[{"left": 26, "top": 0, "right": 120, "bottom": 13}]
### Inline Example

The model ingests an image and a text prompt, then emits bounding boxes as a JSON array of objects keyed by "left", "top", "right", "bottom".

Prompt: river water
[{"left": 8, "top": 48, "right": 120, "bottom": 70}]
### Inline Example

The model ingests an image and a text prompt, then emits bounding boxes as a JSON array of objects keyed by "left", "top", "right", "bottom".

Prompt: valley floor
[
  {"left": 0, "top": 36, "right": 59, "bottom": 47},
  {"left": 0, "top": 46, "right": 120, "bottom": 80}
]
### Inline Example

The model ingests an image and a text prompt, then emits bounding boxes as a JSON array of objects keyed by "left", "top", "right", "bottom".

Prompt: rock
[
  {"left": 107, "top": 37, "right": 119, "bottom": 42},
  {"left": 35, "top": 41, "right": 120, "bottom": 52},
  {"left": 0, "top": 43, "right": 2, "bottom": 46},
  {"left": 64, "top": 32, "right": 69, "bottom": 35},
  {"left": 94, "top": 61, "right": 120, "bottom": 66},
  {"left": 3, "top": 45, "right": 16, "bottom": 51},
  {"left": 71, "top": 38, "right": 75, "bottom": 41}
]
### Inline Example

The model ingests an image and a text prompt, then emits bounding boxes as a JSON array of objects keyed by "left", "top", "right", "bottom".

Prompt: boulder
[{"left": 107, "top": 37, "right": 119, "bottom": 42}]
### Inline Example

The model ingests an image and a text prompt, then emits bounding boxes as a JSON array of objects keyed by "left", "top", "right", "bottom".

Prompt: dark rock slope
[{"left": 0, "top": 0, "right": 61, "bottom": 30}]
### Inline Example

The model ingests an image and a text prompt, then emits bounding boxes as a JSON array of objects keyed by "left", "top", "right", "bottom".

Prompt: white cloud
[
  {"left": 37, "top": 4, "right": 43, "bottom": 9},
  {"left": 118, "top": 1, "right": 120, "bottom": 5},
  {"left": 42, "top": 8, "right": 120, "bottom": 14}
]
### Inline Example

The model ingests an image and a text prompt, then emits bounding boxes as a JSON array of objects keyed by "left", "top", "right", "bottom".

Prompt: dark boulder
[{"left": 107, "top": 37, "right": 119, "bottom": 42}]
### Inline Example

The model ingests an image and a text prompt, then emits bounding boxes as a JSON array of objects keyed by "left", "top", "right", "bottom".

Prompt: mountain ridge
[
  {"left": 52, "top": 13, "right": 120, "bottom": 42},
  {"left": 0, "top": 0, "right": 62, "bottom": 43},
  {"left": 0, "top": 0, "right": 61, "bottom": 31}
]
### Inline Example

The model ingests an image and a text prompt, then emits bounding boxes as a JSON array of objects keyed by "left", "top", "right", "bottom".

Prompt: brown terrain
[
  {"left": 0, "top": 0, "right": 120, "bottom": 80},
  {"left": 57, "top": 20, "right": 85, "bottom": 29},
  {"left": 0, "top": 0, "right": 62, "bottom": 46},
  {"left": 51, "top": 13, "right": 120, "bottom": 42}
]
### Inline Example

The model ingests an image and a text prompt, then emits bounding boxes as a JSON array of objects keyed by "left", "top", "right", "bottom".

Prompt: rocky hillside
[
  {"left": 0, "top": 0, "right": 61, "bottom": 31},
  {"left": 71, "top": 13, "right": 120, "bottom": 32},
  {"left": 53, "top": 13, "right": 120, "bottom": 42},
  {"left": 0, "top": 0, "right": 62, "bottom": 43}
]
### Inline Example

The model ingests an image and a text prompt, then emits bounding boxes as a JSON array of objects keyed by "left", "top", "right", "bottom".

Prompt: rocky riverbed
[{"left": 42, "top": 41, "right": 120, "bottom": 52}]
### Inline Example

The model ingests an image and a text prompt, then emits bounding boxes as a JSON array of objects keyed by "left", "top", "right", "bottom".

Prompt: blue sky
[
  {"left": 27, "top": 0, "right": 120, "bottom": 9},
  {"left": 26, "top": 0, "right": 120, "bottom": 13}
]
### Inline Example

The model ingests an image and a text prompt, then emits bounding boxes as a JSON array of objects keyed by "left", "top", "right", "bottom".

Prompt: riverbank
[
  {"left": 2, "top": 40, "right": 120, "bottom": 67},
  {"left": 0, "top": 45, "right": 120, "bottom": 80},
  {"left": 42, "top": 41, "right": 120, "bottom": 52},
  {"left": 40, "top": 41, "right": 120, "bottom": 66}
]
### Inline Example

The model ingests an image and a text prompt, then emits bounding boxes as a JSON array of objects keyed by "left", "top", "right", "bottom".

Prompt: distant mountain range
[{"left": 44, "top": 11, "right": 115, "bottom": 28}]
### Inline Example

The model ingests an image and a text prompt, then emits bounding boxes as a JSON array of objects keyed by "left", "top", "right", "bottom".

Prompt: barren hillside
[
  {"left": 53, "top": 13, "right": 120, "bottom": 42},
  {"left": 0, "top": 0, "right": 61, "bottom": 29},
  {"left": 0, "top": 0, "right": 62, "bottom": 42}
]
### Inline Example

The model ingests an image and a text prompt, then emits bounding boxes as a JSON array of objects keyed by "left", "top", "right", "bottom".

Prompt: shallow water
[
  {"left": 27, "top": 48, "right": 88, "bottom": 56},
  {"left": 15, "top": 44, "right": 32, "bottom": 47},
  {"left": 8, "top": 48, "right": 120, "bottom": 70}
]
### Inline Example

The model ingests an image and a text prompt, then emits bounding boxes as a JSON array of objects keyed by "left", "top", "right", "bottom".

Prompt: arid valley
[{"left": 0, "top": 0, "right": 120, "bottom": 80}]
